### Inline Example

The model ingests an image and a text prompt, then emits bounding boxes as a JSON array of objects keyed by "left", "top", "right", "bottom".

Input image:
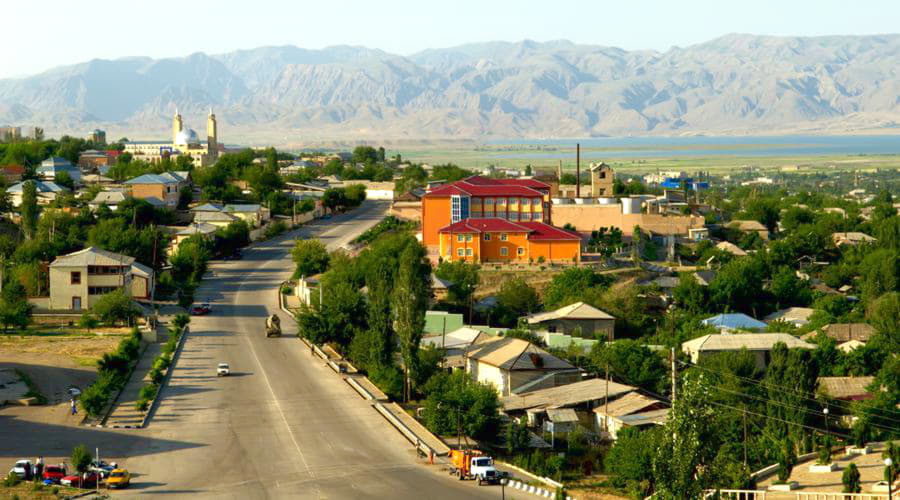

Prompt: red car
[
  {"left": 190, "top": 303, "right": 211, "bottom": 315},
  {"left": 43, "top": 465, "right": 67, "bottom": 483},
  {"left": 60, "top": 472, "right": 99, "bottom": 488}
]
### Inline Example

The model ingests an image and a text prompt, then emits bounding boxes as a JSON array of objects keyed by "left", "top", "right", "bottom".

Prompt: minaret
[
  {"left": 207, "top": 108, "right": 218, "bottom": 159},
  {"left": 172, "top": 108, "right": 183, "bottom": 145}
]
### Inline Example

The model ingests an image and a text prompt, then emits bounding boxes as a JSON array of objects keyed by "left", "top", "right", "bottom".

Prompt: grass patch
[
  {"left": 2, "top": 479, "right": 82, "bottom": 499},
  {"left": 13, "top": 369, "right": 47, "bottom": 405},
  {"left": 74, "top": 357, "right": 98, "bottom": 367}
]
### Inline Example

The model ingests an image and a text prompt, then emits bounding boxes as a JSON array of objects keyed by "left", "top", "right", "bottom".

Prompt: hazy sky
[{"left": 2, "top": 0, "right": 895, "bottom": 78}]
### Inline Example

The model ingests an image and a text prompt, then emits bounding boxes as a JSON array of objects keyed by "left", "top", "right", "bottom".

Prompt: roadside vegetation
[{"left": 79, "top": 328, "right": 143, "bottom": 417}]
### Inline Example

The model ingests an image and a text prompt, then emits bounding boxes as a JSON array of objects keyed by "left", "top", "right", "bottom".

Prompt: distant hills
[{"left": 2, "top": 34, "right": 900, "bottom": 144}]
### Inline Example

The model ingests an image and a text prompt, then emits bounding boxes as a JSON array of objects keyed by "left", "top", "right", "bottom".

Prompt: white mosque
[{"left": 123, "top": 108, "right": 220, "bottom": 167}]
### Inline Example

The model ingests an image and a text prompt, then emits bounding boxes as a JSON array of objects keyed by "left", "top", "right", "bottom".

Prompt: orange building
[
  {"left": 438, "top": 218, "right": 581, "bottom": 263},
  {"left": 422, "top": 176, "right": 551, "bottom": 247}
]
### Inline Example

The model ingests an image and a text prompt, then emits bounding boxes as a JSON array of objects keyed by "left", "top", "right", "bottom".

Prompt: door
[{"left": 72, "top": 297, "right": 82, "bottom": 311}]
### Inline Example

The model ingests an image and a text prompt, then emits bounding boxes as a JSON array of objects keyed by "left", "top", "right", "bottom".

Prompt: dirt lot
[{"left": 0, "top": 330, "right": 128, "bottom": 427}]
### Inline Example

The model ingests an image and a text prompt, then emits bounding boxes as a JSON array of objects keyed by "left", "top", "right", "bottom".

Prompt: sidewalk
[{"left": 104, "top": 340, "right": 162, "bottom": 428}]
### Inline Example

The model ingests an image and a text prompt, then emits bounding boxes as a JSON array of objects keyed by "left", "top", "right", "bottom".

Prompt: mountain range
[{"left": 2, "top": 34, "right": 899, "bottom": 144}]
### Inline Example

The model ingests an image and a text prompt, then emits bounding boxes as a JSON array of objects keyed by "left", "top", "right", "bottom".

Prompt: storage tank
[
  {"left": 597, "top": 197, "right": 617, "bottom": 205},
  {"left": 621, "top": 197, "right": 641, "bottom": 214},
  {"left": 552, "top": 197, "right": 573, "bottom": 205},
  {"left": 573, "top": 197, "right": 594, "bottom": 205}
]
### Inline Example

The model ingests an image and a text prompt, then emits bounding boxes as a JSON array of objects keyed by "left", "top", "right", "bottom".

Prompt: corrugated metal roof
[
  {"left": 50, "top": 247, "right": 135, "bottom": 267},
  {"left": 701, "top": 313, "right": 766, "bottom": 330},
  {"left": 546, "top": 408, "right": 579, "bottom": 423},
  {"left": 526, "top": 302, "right": 615, "bottom": 323},
  {"left": 593, "top": 392, "right": 665, "bottom": 417},
  {"left": 125, "top": 174, "right": 179, "bottom": 185},
  {"left": 502, "top": 378, "right": 634, "bottom": 412},
  {"left": 817, "top": 376, "right": 875, "bottom": 399},
  {"left": 682, "top": 333, "right": 815, "bottom": 352},
  {"left": 194, "top": 211, "right": 237, "bottom": 222},
  {"left": 516, "top": 221, "right": 581, "bottom": 241},
  {"left": 468, "top": 337, "right": 575, "bottom": 371},
  {"left": 764, "top": 307, "right": 815, "bottom": 323},
  {"left": 616, "top": 408, "right": 669, "bottom": 426}
]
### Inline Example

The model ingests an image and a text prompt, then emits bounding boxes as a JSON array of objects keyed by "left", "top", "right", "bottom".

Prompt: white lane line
[{"left": 242, "top": 329, "right": 314, "bottom": 478}]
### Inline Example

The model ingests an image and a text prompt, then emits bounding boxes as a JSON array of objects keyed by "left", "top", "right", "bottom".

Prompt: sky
[{"left": 1, "top": 0, "right": 896, "bottom": 78}]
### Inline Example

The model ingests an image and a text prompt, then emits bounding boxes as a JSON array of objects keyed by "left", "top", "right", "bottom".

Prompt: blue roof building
[{"left": 701, "top": 313, "right": 767, "bottom": 332}]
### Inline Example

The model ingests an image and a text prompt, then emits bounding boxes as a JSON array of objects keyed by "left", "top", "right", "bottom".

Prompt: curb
[
  {"left": 373, "top": 402, "right": 444, "bottom": 458},
  {"left": 139, "top": 326, "right": 190, "bottom": 429},
  {"left": 496, "top": 460, "right": 564, "bottom": 491},
  {"left": 505, "top": 479, "right": 572, "bottom": 499}
]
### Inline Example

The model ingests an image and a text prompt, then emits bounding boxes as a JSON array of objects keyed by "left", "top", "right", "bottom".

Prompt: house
[
  {"left": 77, "top": 150, "right": 111, "bottom": 169},
  {"left": 424, "top": 311, "right": 465, "bottom": 335},
  {"left": 36, "top": 157, "right": 81, "bottom": 184},
  {"left": 803, "top": 323, "right": 876, "bottom": 344},
  {"left": 502, "top": 378, "right": 635, "bottom": 429},
  {"left": 81, "top": 174, "right": 114, "bottom": 185},
  {"left": 715, "top": 241, "right": 748, "bottom": 256},
  {"left": 832, "top": 232, "right": 876, "bottom": 247},
  {"left": 6, "top": 180, "right": 68, "bottom": 207},
  {"left": 524, "top": 302, "right": 615, "bottom": 339},
  {"left": 682, "top": 333, "right": 815, "bottom": 369},
  {"left": 431, "top": 274, "right": 452, "bottom": 301},
  {"left": 466, "top": 336, "right": 579, "bottom": 397},
  {"left": 421, "top": 175, "right": 551, "bottom": 248},
  {"left": 171, "top": 223, "right": 219, "bottom": 254},
  {"left": 438, "top": 218, "right": 581, "bottom": 264},
  {"left": 0, "top": 164, "right": 24, "bottom": 184},
  {"left": 89, "top": 191, "right": 128, "bottom": 211},
  {"left": 817, "top": 376, "right": 876, "bottom": 401},
  {"left": 589, "top": 162, "right": 614, "bottom": 197},
  {"left": 763, "top": 307, "right": 815, "bottom": 327},
  {"left": 222, "top": 204, "right": 269, "bottom": 227},
  {"left": 125, "top": 173, "right": 183, "bottom": 208},
  {"left": 45, "top": 247, "right": 153, "bottom": 311},
  {"left": 421, "top": 327, "right": 488, "bottom": 369},
  {"left": 593, "top": 392, "right": 669, "bottom": 440},
  {"left": 836, "top": 340, "right": 866, "bottom": 353},
  {"left": 193, "top": 210, "right": 238, "bottom": 227},
  {"left": 700, "top": 313, "right": 766, "bottom": 332},
  {"left": 727, "top": 220, "right": 769, "bottom": 240}
]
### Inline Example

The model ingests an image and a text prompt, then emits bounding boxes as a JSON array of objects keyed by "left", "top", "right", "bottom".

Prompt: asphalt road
[{"left": 113, "top": 201, "right": 502, "bottom": 499}]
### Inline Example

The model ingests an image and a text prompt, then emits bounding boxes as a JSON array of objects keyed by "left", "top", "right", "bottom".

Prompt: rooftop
[
  {"left": 467, "top": 336, "right": 575, "bottom": 371},
  {"left": 427, "top": 175, "right": 547, "bottom": 198},
  {"left": 683, "top": 333, "right": 815, "bottom": 353},
  {"left": 593, "top": 392, "right": 667, "bottom": 417},
  {"left": 525, "top": 302, "right": 615, "bottom": 324},
  {"left": 701, "top": 313, "right": 766, "bottom": 330},
  {"left": 125, "top": 173, "right": 180, "bottom": 185},
  {"left": 817, "top": 376, "right": 876, "bottom": 400},
  {"left": 502, "top": 378, "right": 634, "bottom": 412},
  {"left": 50, "top": 247, "right": 135, "bottom": 268}
]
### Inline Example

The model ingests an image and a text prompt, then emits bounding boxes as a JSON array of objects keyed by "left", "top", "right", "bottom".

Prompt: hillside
[{"left": 1, "top": 34, "right": 899, "bottom": 143}]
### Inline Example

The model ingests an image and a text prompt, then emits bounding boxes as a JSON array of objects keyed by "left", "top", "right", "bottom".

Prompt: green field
[{"left": 395, "top": 144, "right": 900, "bottom": 174}]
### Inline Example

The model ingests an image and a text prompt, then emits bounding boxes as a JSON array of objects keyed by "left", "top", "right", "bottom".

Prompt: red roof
[
  {"left": 427, "top": 176, "right": 546, "bottom": 198},
  {"left": 438, "top": 218, "right": 581, "bottom": 241},
  {"left": 0, "top": 164, "right": 25, "bottom": 175},
  {"left": 517, "top": 221, "right": 582, "bottom": 241},
  {"left": 439, "top": 218, "right": 533, "bottom": 234},
  {"left": 496, "top": 178, "right": 551, "bottom": 190},
  {"left": 105, "top": 150, "right": 122, "bottom": 158}
]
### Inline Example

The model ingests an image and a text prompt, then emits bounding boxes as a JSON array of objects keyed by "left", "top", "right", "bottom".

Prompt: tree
[
  {"left": 78, "top": 312, "right": 99, "bottom": 332},
  {"left": 673, "top": 272, "right": 707, "bottom": 314},
  {"left": 422, "top": 371, "right": 501, "bottom": 441},
  {"left": 169, "top": 235, "right": 211, "bottom": 285},
  {"left": 291, "top": 239, "right": 329, "bottom": 278},
  {"left": 875, "top": 216, "right": 900, "bottom": 251},
  {"left": 392, "top": 243, "right": 429, "bottom": 401},
  {"left": 653, "top": 370, "right": 720, "bottom": 499},
  {"left": 764, "top": 343, "right": 818, "bottom": 445},
  {"left": 741, "top": 198, "right": 781, "bottom": 233},
  {"left": 542, "top": 267, "right": 612, "bottom": 309},
  {"left": 842, "top": 462, "right": 861, "bottom": 493},
  {"left": 505, "top": 419, "right": 530, "bottom": 453},
  {"left": 344, "top": 183, "right": 367, "bottom": 207},
  {"left": 708, "top": 256, "right": 766, "bottom": 315},
  {"left": 214, "top": 219, "right": 250, "bottom": 257},
  {"left": 322, "top": 188, "right": 347, "bottom": 213},
  {"left": 867, "top": 292, "right": 900, "bottom": 351},
  {"left": 362, "top": 257, "right": 394, "bottom": 368},
  {"left": 351, "top": 146, "right": 379, "bottom": 164},
  {"left": 589, "top": 339, "right": 668, "bottom": 394},
  {"left": 859, "top": 249, "right": 900, "bottom": 301},
  {"left": 430, "top": 164, "right": 472, "bottom": 182},
  {"left": 605, "top": 426, "right": 660, "bottom": 497},
  {"left": 91, "top": 290, "right": 139, "bottom": 325},
  {"left": 20, "top": 180, "right": 38, "bottom": 240},
  {"left": 769, "top": 266, "right": 812, "bottom": 308},
  {"left": 0, "top": 281, "right": 32, "bottom": 332},
  {"left": 177, "top": 185, "right": 193, "bottom": 210},
  {"left": 71, "top": 444, "right": 92, "bottom": 474},
  {"left": 434, "top": 260, "right": 479, "bottom": 307},
  {"left": 495, "top": 277, "right": 539, "bottom": 325},
  {"left": 54, "top": 170, "right": 75, "bottom": 190}
]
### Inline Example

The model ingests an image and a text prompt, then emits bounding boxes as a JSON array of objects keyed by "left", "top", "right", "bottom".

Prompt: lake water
[{"left": 489, "top": 135, "right": 900, "bottom": 159}]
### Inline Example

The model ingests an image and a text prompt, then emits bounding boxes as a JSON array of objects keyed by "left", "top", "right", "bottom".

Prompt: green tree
[
  {"left": 505, "top": 419, "right": 530, "bottom": 453},
  {"left": 867, "top": 292, "right": 900, "bottom": 351},
  {"left": 322, "top": 188, "right": 347, "bottom": 213},
  {"left": 495, "top": 277, "right": 539, "bottom": 325},
  {"left": 214, "top": 219, "right": 250, "bottom": 257},
  {"left": 769, "top": 266, "right": 812, "bottom": 308},
  {"left": 291, "top": 239, "right": 329, "bottom": 278},
  {"left": 543, "top": 267, "right": 612, "bottom": 309},
  {"left": 351, "top": 146, "right": 379, "bottom": 164},
  {"left": 54, "top": 170, "right": 75, "bottom": 190},
  {"left": 434, "top": 260, "right": 479, "bottom": 307},
  {"left": 859, "top": 249, "right": 900, "bottom": 301},
  {"left": 177, "top": 185, "right": 193, "bottom": 210},
  {"left": 741, "top": 197, "right": 781, "bottom": 233},
  {"left": 589, "top": 339, "right": 668, "bottom": 394},
  {"left": 422, "top": 370, "right": 500, "bottom": 441},
  {"left": 170, "top": 235, "right": 211, "bottom": 284},
  {"left": 362, "top": 257, "right": 394, "bottom": 368},
  {"left": 430, "top": 164, "right": 473, "bottom": 182},
  {"left": 672, "top": 272, "right": 708, "bottom": 314},
  {"left": 842, "top": 462, "right": 861, "bottom": 493},
  {"left": 20, "top": 180, "right": 38, "bottom": 240},
  {"left": 875, "top": 216, "right": 900, "bottom": 251},
  {"left": 605, "top": 426, "right": 660, "bottom": 497},
  {"left": 71, "top": 444, "right": 92, "bottom": 474},
  {"left": 392, "top": 243, "right": 429, "bottom": 401},
  {"left": 91, "top": 289, "right": 139, "bottom": 325},
  {"left": 764, "top": 343, "right": 818, "bottom": 445},
  {"left": 78, "top": 312, "right": 99, "bottom": 332},
  {"left": 708, "top": 256, "right": 766, "bottom": 315},
  {"left": 0, "top": 281, "right": 32, "bottom": 332}
]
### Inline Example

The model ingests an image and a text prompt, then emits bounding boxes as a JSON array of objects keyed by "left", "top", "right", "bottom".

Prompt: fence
[{"left": 700, "top": 491, "right": 891, "bottom": 500}]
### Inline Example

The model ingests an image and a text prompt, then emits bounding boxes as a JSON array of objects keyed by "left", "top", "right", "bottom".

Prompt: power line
[
  {"left": 678, "top": 359, "right": 900, "bottom": 419},
  {"left": 705, "top": 400, "right": 850, "bottom": 439}
]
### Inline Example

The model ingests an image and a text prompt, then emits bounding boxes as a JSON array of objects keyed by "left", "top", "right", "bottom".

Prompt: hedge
[{"left": 80, "top": 328, "right": 143, "bottom": 417}]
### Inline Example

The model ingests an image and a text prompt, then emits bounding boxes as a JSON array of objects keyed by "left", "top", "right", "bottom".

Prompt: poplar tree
[{"left": 392, "top": 243, "right": 428, "bottom": 401}]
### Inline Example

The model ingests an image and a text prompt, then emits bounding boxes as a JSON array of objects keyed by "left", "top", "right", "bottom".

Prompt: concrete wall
[
  {"left": 529, "top": 318, "right": 614, "bottom": 339},
  {"left": 390, "top": 201, "right": 422, "bottom": 221},
  {"left": 551, "top": 204, "right": 704, "bottom": 236}
]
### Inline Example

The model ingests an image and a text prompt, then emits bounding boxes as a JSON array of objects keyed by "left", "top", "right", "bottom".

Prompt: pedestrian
[
  {"left": 34, "top": 456, "right": 43, "bottom": 480},
  {"left": 71, "top": 398, "right": 77, "bottom": 415}
]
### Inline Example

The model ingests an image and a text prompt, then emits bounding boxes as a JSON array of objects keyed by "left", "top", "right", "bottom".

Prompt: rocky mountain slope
[{"left": 1, "top": 34, "right": 899, "bottom": 142}]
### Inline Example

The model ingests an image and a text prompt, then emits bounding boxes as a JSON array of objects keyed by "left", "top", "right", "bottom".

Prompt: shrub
[
  {"left": 139, "top": 384, "right": 158, "bottom": 401},
  {"left": 149, "top": 367, "right": 163, "bottom": 385},
  {"left": 172, "top": 313, "right": 190, "bottom": 329},
  {"left": 264, "top": 220, "right": 288, "bottom": 239},
  {"left": 91, "top": 290, "right": 140, "bottom": 325},
  {"left": 71, "top": 444, "right": 92, "bottom": 473},
  {"left": 79, "top": 377, "right": 111, "bottom": 417},
  {"left": 135, "top": 398, "right": 149, "bottom": 412},
  {"left": 4, "top": 471, "right": 20, "bottom": 487},
  {"left": 842, "top": 462, "right": 861, "bottom": 493}
]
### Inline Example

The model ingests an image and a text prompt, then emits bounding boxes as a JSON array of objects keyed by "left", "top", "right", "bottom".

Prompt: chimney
[{"left": 576, "top": 143, "right": 581, "bottom": 198}]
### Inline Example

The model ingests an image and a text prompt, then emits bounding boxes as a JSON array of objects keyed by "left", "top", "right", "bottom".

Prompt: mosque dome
[{"left": 175, "top": 128, "right": 200, "bottom": 146}]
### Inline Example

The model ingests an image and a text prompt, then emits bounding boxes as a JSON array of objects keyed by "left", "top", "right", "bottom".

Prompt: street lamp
[
  {"left": 500, "top": 477, "right": 507, "bottom": 500},
  {"left": 822, "top": 407, "right": 829, "bottom": 436},
  {"left": 886, "top": 457, "right": 893, "bottom": 500}
]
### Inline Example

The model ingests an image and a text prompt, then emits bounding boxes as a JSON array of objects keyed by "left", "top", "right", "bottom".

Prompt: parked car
[
  {"left": 190, "top": 303, "right": 211, "bottom": 315},
  {"left": 89, "top": 459, "right": 117, "bottom": 478},
  {"left": 42, "top": 465, "right": 67, "bottom": 483},
  {"left": 217, "top": 363, "right": 230, "bottom": 376},
  {"left": 106, "top": 469, "right": 131, "bottom": 489},
  {"left": 9, "top": 459, "right": 32, "bottom": 479},
  {"left": 60, "top": 472, "right": 99, "bottom": 488},
  {"left": 67, "top": 387, "right": 82, "bottom": 397}
]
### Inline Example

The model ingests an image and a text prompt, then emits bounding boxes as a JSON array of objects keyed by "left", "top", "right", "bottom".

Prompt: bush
[
  {"left": 71, "top": 444, "right": 92, "bottom": 473},
  {"left": 135, "top": 398, "right": 149, "bottom": 412},
  {"left": 842, "top": 462, "right": 861, "bottom": 493},
  {"left": 172, "top": 313, "right": 190, "bottom": 330},
  {"left": 264, "top": 220, "right": 288, "bottom": 239},
  {"left": 4, "top": 471, "right": 20, "bottom": 487},
  {"left": 368, "top": 363, "right": 404, "bottom": 401},
  {"left": 149, "top": 367, "right": 163, "bottom": 385},
  {"left": 91, "top": 290, "right": 140, "bottom": 325},
  {"left": 139, "top": 383, "right": 158, "bottom": 401}
]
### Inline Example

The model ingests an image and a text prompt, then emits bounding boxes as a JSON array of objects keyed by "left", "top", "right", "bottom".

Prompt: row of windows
[
  {"left": 456, "top": 247, "right": 525, "bottom": 257},
  {"left": 88, "top": 265, "right": 124, "bottom": 275},
  {"left": 88, "top": 286, "right": 120, "bottom": 295},
  {"left": 467, "top": 212, "right": 543, "bottom": 222},
  {"left": 456, "top": 233, "right": 510, "bottom": 242},
  {"left": 482, "top": 198, "right": 541, "bottom": 206}
]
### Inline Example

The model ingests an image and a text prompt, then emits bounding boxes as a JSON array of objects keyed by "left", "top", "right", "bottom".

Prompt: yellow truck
[{"left": 448, "top": 449, "right": 500, "bottom": 485}]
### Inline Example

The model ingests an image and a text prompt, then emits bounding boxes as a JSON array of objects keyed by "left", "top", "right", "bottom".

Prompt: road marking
[{"left": 242, "top": 330, "right": 315, "bottom": 479}]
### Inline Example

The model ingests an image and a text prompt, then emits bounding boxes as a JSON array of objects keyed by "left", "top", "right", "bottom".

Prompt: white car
[
  {"left": 9, "top": 459, "right": 32, "bottom": 478},
  {"left": 217, "top": 363, "right": 230, "bottom": 376}
]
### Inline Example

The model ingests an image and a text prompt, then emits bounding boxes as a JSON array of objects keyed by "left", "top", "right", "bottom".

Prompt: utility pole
[
  {"left": 440, "top": 316, "right": 446, "bottom": 370},
  {"left": 670, "top": 347, "right": 676, "bottom": 408},
  {"left": 604, "top": 330, "right": 611, "bottom": 436},
  {"left": 743, "top": 405, "right": 748, "bottom": 466}
]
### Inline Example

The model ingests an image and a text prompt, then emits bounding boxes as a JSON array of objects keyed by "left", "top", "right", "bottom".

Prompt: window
[
  {"left": 483, "top": 233, "right": 491, "bottom": 241},
  {"left": 500, "top": 233, "right": 508, "bottom": 241},
  {"left": 517, "top": 248, "right": 525, "bottom": 256},
  {"left": 520, "top": 198, "right": 529, "bottom": 206},
  {"left": 485, "top": 198, "right": 494, "bottom": 205},
  {"left": 466, "top": 248, "right": 473, "bottom": 256},
  {"left": 451, "top": 195, "right": 471, "bottom": 222},
  {"left": 457, "top": 248, "right": 465, "bottom": 256},
  {"left": 500, "top": 247, "right": 508, "bottom": 256},
  {"left": 457, "top": 234, "right": 464, "bottom": 242},
  {"left": 532, "top": 198, "right": 541, "bottom": 205},
  {"left": 70, "top": 272, "right": 81, "bottom": 285},
  {"left": 465, "top": 234, "right": 473, "bottom": 242},
  {"left": 88, "top": 286, "right": 119, "bottom": 295},
  {"left": 509, "top": 212, "right": 519, "bottom": 221},
  {"left": 533, "top": 212, "right": 541, "bottom": 221}
]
